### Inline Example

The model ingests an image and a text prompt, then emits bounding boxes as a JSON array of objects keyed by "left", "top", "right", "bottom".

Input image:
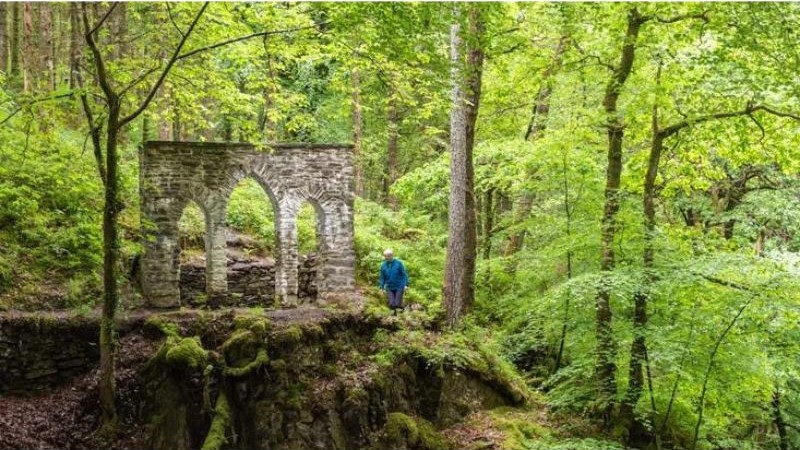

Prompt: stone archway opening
[
  {"left": 224, "top": 177, "right": 279, "bottom": 307},
  {"left": 177, "top": 201, "right": 209, "bottom": 306},
  {"left": 296, "top": 201, "right": 324, "bottom": 303}
]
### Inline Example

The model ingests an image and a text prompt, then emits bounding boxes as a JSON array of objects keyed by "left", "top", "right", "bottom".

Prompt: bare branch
[
  {"left": 86, "top": 2, "right": 120, "bottom": 38},
  {"left": 75, "top": 66, "right": 107, "bottom": 186},
  {"left": 660, "top": 103, "right": 800, "bottom": 139},
  {"left": 119, "top": 65, "right": 161, "bottom": 97},
  {"left": 696, "top": 273, "right": 752, "bottom": 292},
  {"left": 656, "top": 11, "right": 710, "bottom": 24},
  {"left": 175, "top": 23, "right": 322, "bottom": 61},
  {"left": 166, "top": 3, "right": 185, "bottom": 38},
  {"left": 82, "top": 4, "right": 116, "bottom": 101},
  {"left": 119, "top": 2, "right": 209, "bottom": 128},
  {"left": 0, "top": 92, "right": 75, "bottom": 127}
]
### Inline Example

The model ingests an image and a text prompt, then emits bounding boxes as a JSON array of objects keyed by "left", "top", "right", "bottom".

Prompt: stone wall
[
  {"left": 0, "top": 315, "right": 99, "bottom": 394},
  {"left": 139, "top": 141, "right": 356, "bottom": 308},
  {"left": 180, "top": 254, "right": 319, "bottom": 307}
]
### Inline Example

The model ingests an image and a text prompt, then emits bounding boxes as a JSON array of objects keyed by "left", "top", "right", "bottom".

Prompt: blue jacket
[{"left": 378, "top": 259, "right": 409, "bottom": 290}]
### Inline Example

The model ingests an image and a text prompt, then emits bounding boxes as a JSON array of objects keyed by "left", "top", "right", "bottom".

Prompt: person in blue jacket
[{"left": 378, "top": 248, "right": 409, "bottom": 314}]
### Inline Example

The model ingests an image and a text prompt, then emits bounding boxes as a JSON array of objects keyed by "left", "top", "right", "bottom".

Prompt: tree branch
[
  {"left": 0, "top": 92, "right": 75, "bottom": 127},
  {"left": 82, "top": 4, "right": 117, "bottom": 101},
  {"left": 659, "top": 103, "right": 800, "bottom": 139},
  {"left": 175, "top": 23, "right": 321, "bottom": 61},
  {"left": 655, "top": 11, "right": 710, "bottom": 24},
  {"left": 86, "top": 2, "right": 119, "bottom": 38},
  {"left": 166, "top": 3, "right": 185, "bottom": 38},
  {"left": 119, "top": 2, "right": 209, "bottom": 128},
  {"left": 118, "top": 65, "right": 162, "bottom": 97},
  {"left": 75, "top": 66, "right": 107, "bottom": 186}
]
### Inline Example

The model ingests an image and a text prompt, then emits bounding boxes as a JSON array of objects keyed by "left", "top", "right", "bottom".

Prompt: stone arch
[
  {"left": 140, "top": 141, "right": 355, "bottom": 308},
  {"left": 224, "top": 175, "right": 281, "bottom": 303}
]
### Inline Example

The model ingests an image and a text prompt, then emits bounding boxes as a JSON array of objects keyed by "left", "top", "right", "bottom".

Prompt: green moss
[
  {"left": 485, "top": 408, "right": 550, "bottom": 450},
  {"left": 276, "top": 324, "right": 305, "bottom": 344},
  {"left": 221, "top": 329, "right": 269, "bottom": 377},
  {"left": 233, "top": 315, "right": 271, "bottom": 337},
  {"left": 165, "top": 336, "right": 208, "bottom": 369},
  {"left": 372, "top": 329, "right": 533, "bottom": 406},
  {"left": 145, "top": 315, "right": 179, "bottom": 337},
  {"left": 224, "top": 347, "right": 268, "bottom": 377},
  {"left": 201, "top": 391, "right": 232, "bottom": 450},
  {"left": 385, "top": 412, "right": 450, "bottom": 450}
]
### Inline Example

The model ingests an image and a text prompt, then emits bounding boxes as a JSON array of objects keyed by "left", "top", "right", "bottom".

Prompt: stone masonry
[{"left": 140, "top": 141, "right": 356, "bottom": 308}]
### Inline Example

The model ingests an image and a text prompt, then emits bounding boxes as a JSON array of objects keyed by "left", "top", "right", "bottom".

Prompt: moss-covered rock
[
  {"left": 384, "top": 413, "right": 450, "bottom": 450},
  {"left": 220, "top": 329, "right": 268, "bottom": 377},
  {"left": 165, "top": 336, "right": 208, "bottom": 369}
]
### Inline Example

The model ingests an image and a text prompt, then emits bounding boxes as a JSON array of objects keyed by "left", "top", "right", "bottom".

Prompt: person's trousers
[{"left": 386, "top": 289, "right": 405, "bottom": 309}]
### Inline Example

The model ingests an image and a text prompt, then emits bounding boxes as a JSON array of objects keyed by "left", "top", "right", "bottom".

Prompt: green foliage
[{"left": 2, "top": 3, "right": 800, "bottom": 448}]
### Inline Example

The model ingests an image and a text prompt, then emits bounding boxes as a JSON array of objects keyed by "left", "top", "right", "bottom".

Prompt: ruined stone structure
[{"left": 139, "top": 141, "right": 356, "bottom": 308}]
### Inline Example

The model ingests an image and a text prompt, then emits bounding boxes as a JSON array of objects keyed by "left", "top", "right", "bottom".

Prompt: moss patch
[
  {"left": 201, "top": 391, "right": 232, "bottom": 450},
  {"left": 165, "top": 336, "right": 208, "bottom": 369},
  {"left": 221, "top": 329, "right": 268, "bottom": 377},
  {"left": 385, "top": 412, "right": 450, "bottom": 450}
]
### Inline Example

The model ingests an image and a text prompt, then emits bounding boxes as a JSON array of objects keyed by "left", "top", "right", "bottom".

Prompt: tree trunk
[
  {"left": 772, "top": 389, "right": 788, "bottom": 450},
  {"left": 9, "top": 2, "right": 17, "bottom": 79},
  {"left": 444, "top": 5, "right": 484, "bottom": 329},
  {"left": 482, "top": 188, "right": 494, "bottom": 260},
  {"left": 621, "top": 68, "right": 663, "bottom": 434},
  {"left": 504, "top": 34, "right": 568, "bottom": 257},
  {"left": 352, "top": 67, "right": 364, "bottom": 197},
  {"left": 21, "top": 1, "right": 31, "bottom": 92},
  {"left": 68, "top": 3, "right": 80, "bottom": 89},
  {"left": 0, "top": 3, "right": 7, "bottom": 74},
  {"left": 386, "top": 93, "right": 400, "bottom": 210},
  {"left": 114, "top": 3, "right": 128, "bottom": 60},
  {"left": 40, "top": 2, "right": 54, "bottom": 91},
  {"left": 596, "top": 6, "right": 645, "bottom": 420},
  {"left": 555, "top": 152, "right": 574, "bottom": 371},
  {"left": 99, "top": 100, "right": 121, "bottom": 431}
]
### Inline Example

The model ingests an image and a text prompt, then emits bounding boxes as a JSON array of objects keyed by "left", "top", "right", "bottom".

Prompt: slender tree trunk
[
  {"left": 9, "top": 2, "right": 17, "bottom": 79},
  {"left": 504, "top": 34, "right": 568, "bottom": 257},
  {"left": 40, "top": 3, "right": 54, "bottom": 90},
  {"left": 482, "top": 188, "right": 494, "bottom": 260},
  {"left": 69, "top": 4, "right": 81, "bottom": 89},
  {"left": 386, "top": 93, "right": 400, "bottom": 210},
  {"left": 0, "top": 3, "right": 7, "bottom": 74},
  {"left": 114, "top": 3, "right": 128, "bottom": 59},
  {"left": 555, "top": 152, "right": 574, "bottom": 371},
  {"left": 690, "top": 296, "right": 752, "bottom": 450},
  {"left": 352, "top": 67, "right": 364, "bottom": 197},
  {"left": 173, "top": 96, "right": 182, "bottom": 140},
  {"left": 21, "top": 2, "right": 31, "bottom": 92},
  {"left": 595, "top": 7, "right": 646, "bottom": 421},
  {"left": 444, "top": 5, "right": 484, "bottom": 329},
  {"left": 621, "top": 67, "right": 663, "bottom": 433},
  {"left": 772, "top": 388, "right": 788, "bottom": 450},
  {"left": 99, "top": 101, "right": 121, "bottom": 430}
]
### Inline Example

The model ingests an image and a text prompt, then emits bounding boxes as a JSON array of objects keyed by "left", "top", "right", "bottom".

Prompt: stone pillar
[
  {"left": 275, "top": 197, "right": 299, "bottom": 306},
  {"left": 320, "top": 199, "right": 356, "bottom": 296},
  {"left": 205, "top": 196, "right": 228, "bottom": 305},
  {"left": 140, "top": 195, "right": 183, "bottom": 308}
]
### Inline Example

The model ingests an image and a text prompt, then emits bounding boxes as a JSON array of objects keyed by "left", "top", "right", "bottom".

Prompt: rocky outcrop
[
  {"left": 0, "top": 309, "right": 527, "bottom": 450},
  {"left": 135, "top": 313, "right": 526, "bottom": 450}
]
